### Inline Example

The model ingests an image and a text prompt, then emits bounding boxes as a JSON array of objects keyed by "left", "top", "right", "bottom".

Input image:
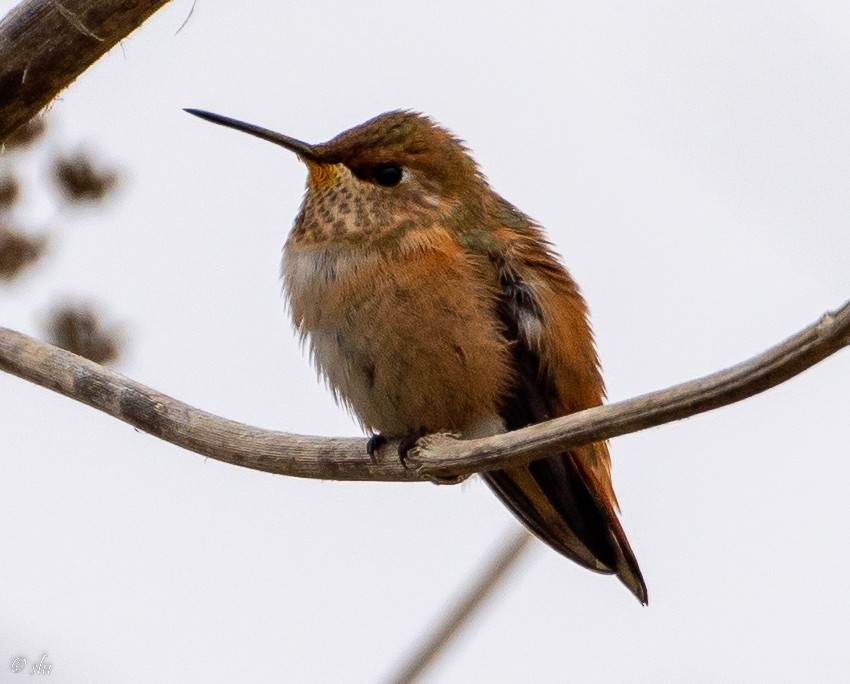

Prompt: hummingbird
[{"left": 186, "top": 107, "right": 647, "bottom": 603}]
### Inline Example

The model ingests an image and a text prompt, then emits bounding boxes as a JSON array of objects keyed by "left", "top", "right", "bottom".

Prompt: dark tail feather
[{"left": 484, "top": 452, "right": 647, "bottom": 604}]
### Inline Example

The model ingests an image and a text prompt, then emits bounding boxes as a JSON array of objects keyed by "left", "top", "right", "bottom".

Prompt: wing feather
[{"left": 480, "top": 211, "right": 647, "bottom": 603}]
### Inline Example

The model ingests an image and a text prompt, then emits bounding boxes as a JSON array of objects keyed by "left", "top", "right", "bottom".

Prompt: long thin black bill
[{"left": 184, "top": 108, "right": 322, "bottom": 163}]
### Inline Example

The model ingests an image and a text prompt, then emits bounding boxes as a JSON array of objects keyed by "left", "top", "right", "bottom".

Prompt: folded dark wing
[{"left": 484, "top": 251, "right": 647, "bottom": 603}]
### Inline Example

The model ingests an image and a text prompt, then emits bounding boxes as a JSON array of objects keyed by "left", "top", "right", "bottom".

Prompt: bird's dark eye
[{"left": 372, "top": 163, "right": 403, "bottom": 187}]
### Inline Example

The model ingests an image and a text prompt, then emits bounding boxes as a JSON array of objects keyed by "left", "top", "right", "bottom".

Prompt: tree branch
[
  {"left": 1, "top": 298, "right": 848, "bottom": 482},
  {"left": 0, "top": 0, "right": 170, "bottom": 141},
  {"left": 410, "top": 299, "right": 850, "bottom": 478},
  {"left": 0, "top": 326, "right": 411, "bottom": 481},
  {"left": 385, "top": 530, "right": 534, "bottom": 684}
]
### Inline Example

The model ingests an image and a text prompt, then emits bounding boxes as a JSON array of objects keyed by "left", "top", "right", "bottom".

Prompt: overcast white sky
[{"left": 2, "top": 1, "right": 850, "bottom": 682}]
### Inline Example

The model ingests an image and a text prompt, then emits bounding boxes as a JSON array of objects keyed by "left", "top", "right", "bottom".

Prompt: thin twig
[
  {"left": 385, "top": 530, "right": 534, "bottom": 684},
  {"left": 1, "top": 298, "right": 848, "bottom": 481}
]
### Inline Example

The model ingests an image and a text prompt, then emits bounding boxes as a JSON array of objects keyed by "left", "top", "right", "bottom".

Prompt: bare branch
[
  {"left": 1, "top": 298, "right": 848, "bottom": 481},
  {"left": 0, "top": 0, "right": 170, "bottom": 141},
  {"left": 409, "top": 299, "right": 850, "bottom": 479},
  {"left": 0, "top": 325, "right": 414, "bottom": 481},
  {"left": 385, "top": 529, "right": 534, "bottom": 684}
]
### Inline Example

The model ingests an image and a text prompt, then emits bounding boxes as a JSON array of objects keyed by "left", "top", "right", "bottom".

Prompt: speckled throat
[{"left": 289, "top": 161, "right": 457, "bottom": 249}]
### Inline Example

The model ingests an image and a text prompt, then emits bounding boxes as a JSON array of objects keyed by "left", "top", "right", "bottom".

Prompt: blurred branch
[
  {"left": 1, "top": 298, "right": 849, "bottom": 481},
  {"left": 0, "top": 0, "right": 170, "bottom": 141},
  {"left": 385, "top": 530, "right": 534, "bottom": 684}
]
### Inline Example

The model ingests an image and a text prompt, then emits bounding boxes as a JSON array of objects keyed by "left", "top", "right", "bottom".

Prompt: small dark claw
[
  {"left": 366, "top": 433, "right": 386, "bottom": 458},
  {"left": 398, "top": 426, "right": 428, "bottom": 469}
]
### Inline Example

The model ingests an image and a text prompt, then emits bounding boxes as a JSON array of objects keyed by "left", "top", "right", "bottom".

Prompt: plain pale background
[{"left": 1, "top": 2, "right": 849, "bottom": 681}]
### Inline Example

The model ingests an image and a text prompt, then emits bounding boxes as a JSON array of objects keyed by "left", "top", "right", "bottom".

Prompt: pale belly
[{"left": 282, "top": 240, "right": 512, "bottom": 437}]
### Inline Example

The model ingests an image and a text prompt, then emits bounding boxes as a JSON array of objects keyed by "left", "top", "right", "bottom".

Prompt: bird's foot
[
  {"left": 366, "top": 433, "right": 386, "bottom": 460},
  {"left": 397, "top": 426, "right": 428, "bottom": 469}
]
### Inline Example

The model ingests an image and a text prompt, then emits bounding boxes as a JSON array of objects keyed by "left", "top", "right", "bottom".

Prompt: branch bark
[
  {"left": 2, "top": 298, "right": 848, "bottom": 481},
  {"left": 409, "top": 300, "right": 850, "bottom": 478},
  {"left": 0, "top": 0, "right": 170, "bottom": 141}
]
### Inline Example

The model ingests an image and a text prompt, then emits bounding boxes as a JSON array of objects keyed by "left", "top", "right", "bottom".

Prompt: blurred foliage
[
  {"left": 53, "top": 150, "right": 119, "bottom": 203},
  {"left": 0, "top": 171, "right": 19, "bottom": 208},
  {"left": 46, "top": 303, "right": 122, "bottom": 365},
  {"left": 2, "top": 114, "right": 124, "bottom": 365},
  {"left": 0, "top": 222, "right": 47, "bottom": 281},
  {"left": 2, "top": 117, "right": 47, "bottom": 151}
]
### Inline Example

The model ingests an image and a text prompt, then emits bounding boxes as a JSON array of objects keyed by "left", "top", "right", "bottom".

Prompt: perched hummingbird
[{"left": 186, "top": 108, "right": 647, "bottom": 603}]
